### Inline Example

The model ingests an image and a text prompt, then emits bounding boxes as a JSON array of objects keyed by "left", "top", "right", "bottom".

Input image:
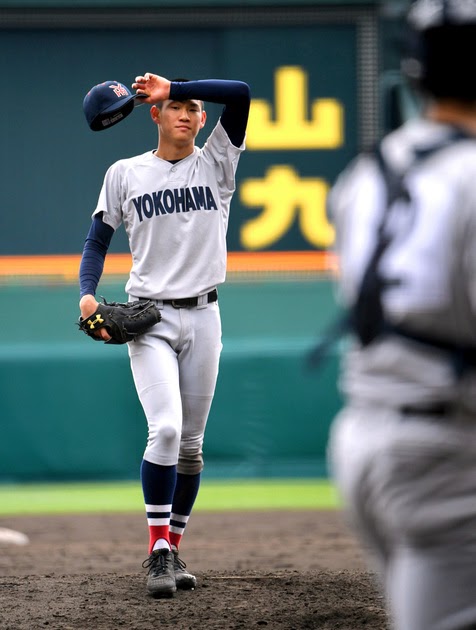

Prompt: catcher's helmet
[{"left": 402, "top": 0, "right": 476, "bottom": 101}]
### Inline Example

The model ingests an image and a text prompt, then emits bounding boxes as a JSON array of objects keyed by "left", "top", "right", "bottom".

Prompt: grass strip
[{"left": 0, "top": 479, "right": 341, "bottom": 516}]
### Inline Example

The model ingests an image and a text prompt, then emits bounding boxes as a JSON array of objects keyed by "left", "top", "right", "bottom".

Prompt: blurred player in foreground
[
  {"left": 79, "top": 73, "right": 250, "bottom": 598},
  {"left": 327, "top": 1, "right": 476, "bottom": 628}
]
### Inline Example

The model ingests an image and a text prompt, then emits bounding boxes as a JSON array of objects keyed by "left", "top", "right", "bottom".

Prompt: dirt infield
[{"left": 0, "top": 510, "right": 389, "bottom": 629}]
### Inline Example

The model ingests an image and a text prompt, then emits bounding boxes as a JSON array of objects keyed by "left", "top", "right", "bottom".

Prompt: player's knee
[
  {"left": 149, "top": 422, "right": 180, "bottom": 449},
  {"left": 177, "top": 452, "right": 204, "bottom": 475}
]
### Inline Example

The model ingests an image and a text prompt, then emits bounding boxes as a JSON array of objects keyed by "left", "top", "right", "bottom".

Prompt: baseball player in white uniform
[
  {"left": 79, "top": 73, "right": 250, "bottom": 598},
  {"left": 326, "top": 1, "right": 476, "bottom": 628}
]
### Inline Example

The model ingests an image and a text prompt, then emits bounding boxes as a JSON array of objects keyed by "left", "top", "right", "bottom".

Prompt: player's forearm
[
  {"left": 79, "top": 215, "right": 114, "bottom": 298},
  {"left": 79, "top": 248, "right": 105, "bottom": 298},
  {"left": 171, "top": 80, "right": 251, "bottom": 148},
  {"left": 170, "top": 79, "right": 250, "bottom": 107}
]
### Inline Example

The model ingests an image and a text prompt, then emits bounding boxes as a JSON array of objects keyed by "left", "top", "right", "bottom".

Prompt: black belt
[
  {"left": 400, "top": 402, "right": 452, "bottom": 417},
  {"left": 162, "top": 289, "right": 218, "bottom": 309}
]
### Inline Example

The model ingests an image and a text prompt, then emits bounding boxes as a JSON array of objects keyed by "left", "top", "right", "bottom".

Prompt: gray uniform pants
[
  {"left": 128, "top": 300, "right": 222, "bottom": 472},
  {"left": 328, "top": 406, "right": 476, "bottom": 630}
]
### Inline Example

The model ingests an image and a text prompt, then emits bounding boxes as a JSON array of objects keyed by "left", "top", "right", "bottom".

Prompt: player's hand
[
  {"left": 132, "top": 73, "right": 171, "bottom": 105},
  {"left": 79, "top": 295, "right": 111, "bottom": 342}
]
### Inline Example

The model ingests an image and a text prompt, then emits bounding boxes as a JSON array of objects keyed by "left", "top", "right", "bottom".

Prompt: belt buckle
[{"left": 171, "top": 300, "right": 185, "bottom": 309}]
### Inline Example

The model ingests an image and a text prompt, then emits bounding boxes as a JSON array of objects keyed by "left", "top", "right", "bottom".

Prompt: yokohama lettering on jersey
[
  {"left": 93, "top": 121, "right": 245, "bottom": 299},
  {"left": 132, "top": 186, "right": 218, "bottom": 221}
]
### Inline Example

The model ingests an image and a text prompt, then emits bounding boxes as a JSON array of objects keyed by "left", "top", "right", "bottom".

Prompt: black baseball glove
[{"left": 78, "top": 297, "right": 162, "bottom": 344}]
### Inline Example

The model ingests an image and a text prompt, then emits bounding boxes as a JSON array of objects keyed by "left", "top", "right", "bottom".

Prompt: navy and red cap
[{"left": 83, "top": 80, "right": 147, "bottom": 131}]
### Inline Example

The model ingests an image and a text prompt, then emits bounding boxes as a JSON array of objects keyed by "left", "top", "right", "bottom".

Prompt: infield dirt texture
[{"left": 0, "top": 510, "right": 389, "bottom": 629}]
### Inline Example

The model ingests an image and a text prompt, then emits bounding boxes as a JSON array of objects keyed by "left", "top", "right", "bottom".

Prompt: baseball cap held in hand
[{"left": 83, "top": 80, "right": 147, "bottom": 131}]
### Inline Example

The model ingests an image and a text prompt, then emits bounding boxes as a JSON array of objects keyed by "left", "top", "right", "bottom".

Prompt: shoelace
[
  {"left": 173, "top": 553, "right": 187, "bottom": 570},
  {"left": 142, "top": 551, "right": 168, "bottom": 574}
]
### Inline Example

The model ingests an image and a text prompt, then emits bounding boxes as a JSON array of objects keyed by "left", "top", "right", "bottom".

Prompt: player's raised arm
[
  {"left": 171, "top": 79, "right": 250, "bottom": 148},
  {"left": 133, "top": 75, "right": 251, "bottom": 148}
]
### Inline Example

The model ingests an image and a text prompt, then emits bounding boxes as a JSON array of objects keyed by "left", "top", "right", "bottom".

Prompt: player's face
[{"left": 154, "top": 99, "right": 206, "bottom": 146}]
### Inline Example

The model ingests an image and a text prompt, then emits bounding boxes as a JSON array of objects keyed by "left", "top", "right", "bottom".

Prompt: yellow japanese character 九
[{"left": 240, "top": 165, "right": 335, "bottom": 250}]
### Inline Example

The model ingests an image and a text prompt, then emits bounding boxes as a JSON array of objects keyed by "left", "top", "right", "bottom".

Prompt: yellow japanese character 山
[
  {"left": 240, "top": 165, "right": 335, "bottom": 250},
  {"left": 246, "top": 66, "right": 343, "bottom": 150}
]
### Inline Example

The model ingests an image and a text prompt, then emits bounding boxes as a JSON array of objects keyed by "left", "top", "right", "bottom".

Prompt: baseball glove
[{"left": 78, "top": 297, "right": 162, "bottom": 344}]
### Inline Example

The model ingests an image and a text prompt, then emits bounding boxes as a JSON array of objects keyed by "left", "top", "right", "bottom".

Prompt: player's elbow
[{"left": 235, "top": 81, "right": 251, "bottom": 102}]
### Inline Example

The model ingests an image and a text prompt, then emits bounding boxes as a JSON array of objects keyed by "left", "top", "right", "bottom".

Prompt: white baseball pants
[{"left": 127, "top": 300, "right": 222, "bottom": 471}]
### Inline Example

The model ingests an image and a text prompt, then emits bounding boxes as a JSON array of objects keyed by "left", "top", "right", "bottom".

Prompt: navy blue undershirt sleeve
[
  {"left": 169, "top": 79, "right": 250, "bottom": 148},
  {"left": 79, "top": 213, "right": 114, "bottom": 298}
]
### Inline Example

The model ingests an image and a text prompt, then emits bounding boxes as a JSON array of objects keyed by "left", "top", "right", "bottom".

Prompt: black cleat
[
  {"left": 142, "top": 548, "right": 177, "bottom": 598},
  {"left": 173, "top": 549, "right": 197, "bottom": 590}
]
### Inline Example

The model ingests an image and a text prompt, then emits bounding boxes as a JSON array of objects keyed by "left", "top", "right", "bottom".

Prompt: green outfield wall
[{"left": 0, "top": 278, "right": 343, "bottom": 482}]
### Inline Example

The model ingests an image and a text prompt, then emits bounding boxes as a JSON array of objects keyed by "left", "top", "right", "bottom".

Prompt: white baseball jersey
[
  {"left": 329, "top": 117, "right": 476, "bottom": 412},
  {"left": 93, "top": 120, "right": 245, "bottom": 299},
  {"left": 328, "top": 116, "right": 476, "bottom": 630}
]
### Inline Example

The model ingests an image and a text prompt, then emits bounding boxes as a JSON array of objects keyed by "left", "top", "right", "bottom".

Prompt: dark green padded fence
[{"left": 0, "top": 278, "right": 343, "bottom": 481}]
